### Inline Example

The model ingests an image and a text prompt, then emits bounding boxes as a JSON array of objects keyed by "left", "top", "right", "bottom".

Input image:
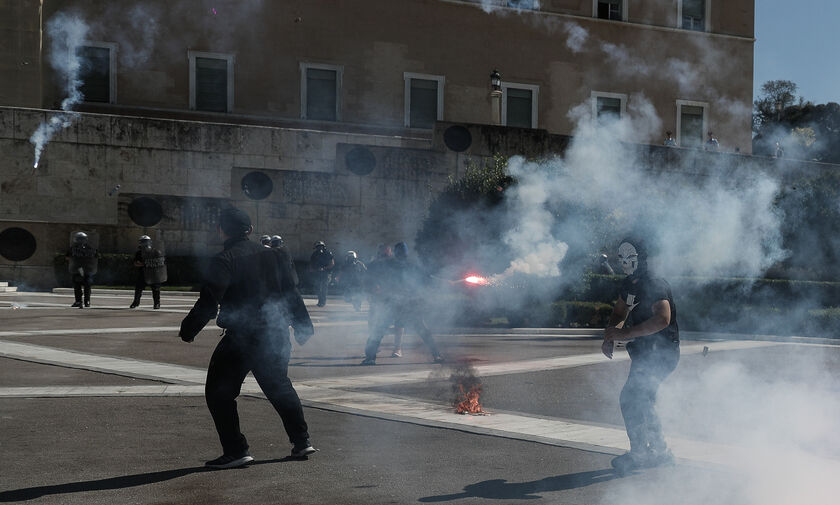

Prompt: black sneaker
[
  {"left": 84, "top": 301, "right": 90, "bottom": 308},
  {"left": 291, "top": 442, "right": 317, "bottom": 458},
  {"left": 153, "top": 303, "right": 160, "bottom": 309},
  {"left": 360, "top": 357, "right": 376, "bottom": 366},
  {"left": 204, "top": 452, "right": 254, "bottom": 469},
  {"left": 129, "top": 302, "right": 139, "bottom": 309},
  {"left": 610, "top": 451, "right": 647, "bottom": 474},
  {"left": 71, "top": 301, "right": 83, "bottom": 308}
]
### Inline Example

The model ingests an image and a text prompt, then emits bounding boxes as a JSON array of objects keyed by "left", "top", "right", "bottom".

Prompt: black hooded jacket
[{"left": 180, "top": 237, "right": 313, "bottom": 342}]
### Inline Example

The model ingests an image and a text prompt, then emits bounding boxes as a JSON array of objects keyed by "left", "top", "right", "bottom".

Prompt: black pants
[
  {"left": 72, "top": 273, "right": 93, "bottom": 303},
  {"left": 619, "top": 345, "right": 680, "bottom": 453},
  {"left": 205, "top": 330, "right": 309, "bottom": 456},
  {"left": 314, "top": 272, "right": 329, "bottom": 306},
  {"left": 133, "top": 278, "right": 161, "bottom": 305},
  {"left": 364, "top": 302, "right": 439, "bottom": 359}
]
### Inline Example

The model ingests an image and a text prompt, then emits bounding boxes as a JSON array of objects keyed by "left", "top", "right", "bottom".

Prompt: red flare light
[{"left": 464, "top": 275, "right": 489, "bottom": 286}]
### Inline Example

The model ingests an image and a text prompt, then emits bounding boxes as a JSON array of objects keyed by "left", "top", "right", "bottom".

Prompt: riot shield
[
  {"left": 141, "top": 244, "right": 168, "bottom": 285},
  {"left": 67, "top": 231, "right": 99, "bottom": 276}
]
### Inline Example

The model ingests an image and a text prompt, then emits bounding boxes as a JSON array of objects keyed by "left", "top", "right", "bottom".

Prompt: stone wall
[{"left": 0, "top": 107, "right": 455, "bottom": 287}]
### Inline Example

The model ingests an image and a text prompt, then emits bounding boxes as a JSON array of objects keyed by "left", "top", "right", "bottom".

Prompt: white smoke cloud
[
  {"left": 29, "top": 12, "right": 89, "bottom": 168},
  {"left": 562, "top": 22, "right": 589, "bottom": 53}
]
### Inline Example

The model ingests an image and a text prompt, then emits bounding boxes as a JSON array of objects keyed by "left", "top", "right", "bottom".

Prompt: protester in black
[
  {"left": 179, "top": 208, "right": 316, "bottom": 469},
  {"left": 362, "top": 242, "right": 442, "bottom": 365},
  {"left": 602, "top": 237, "right": 679, "bottom": 473}
]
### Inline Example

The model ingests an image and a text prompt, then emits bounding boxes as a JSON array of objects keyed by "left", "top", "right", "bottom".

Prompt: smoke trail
[
  {"left": 562, "top": 22, "right": 589, "bottom": 53},
  {"left": 29, "top": 12, "right": 89, "bottom": 169}
]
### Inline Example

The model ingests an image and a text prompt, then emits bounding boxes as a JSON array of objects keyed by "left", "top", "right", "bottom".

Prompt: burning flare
[
  {"left": 455, "top": 383, "right": 484, "bottom": 415},
  {"left": 463, "top": 275, "right": 490, "bottom": 286}
]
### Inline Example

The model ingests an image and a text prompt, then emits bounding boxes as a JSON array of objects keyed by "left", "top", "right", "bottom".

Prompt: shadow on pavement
[
  {"left": 418, "top": 468, "right": 618, "bottom": 502},
  {"left": 0, "top": 459, "right": 291, "bottom": 502}
]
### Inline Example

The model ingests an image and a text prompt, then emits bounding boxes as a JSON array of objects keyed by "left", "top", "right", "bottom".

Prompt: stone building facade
[{"left": 0, "top": 0, "right": 756, "bottom": 287}]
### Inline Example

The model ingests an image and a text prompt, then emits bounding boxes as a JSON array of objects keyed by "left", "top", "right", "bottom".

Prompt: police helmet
[
  {"left": 345, "top": 251, "right": 357, "bottom": 262},
  {"left": 270, "top": 235, "right": 283, "bottom": 247},
  {"left": 314, "top": 240, "right": 326, "bottom": 249},
  {"left": 73, "top": 232, "right": 88, "bottom": 244},
  {"left": 139, "top": 235, "right": 151, "bottom": 243},
  {"left": 260, "top": 235, "right": 271, "bottom": 246}
]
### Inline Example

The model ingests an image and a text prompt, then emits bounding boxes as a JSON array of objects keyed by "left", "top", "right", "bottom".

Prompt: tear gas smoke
[{"left": 29, "top": 12, "right": 89, "bottom": 169}]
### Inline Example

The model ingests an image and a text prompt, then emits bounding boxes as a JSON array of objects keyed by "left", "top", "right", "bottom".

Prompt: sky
[{"left": 753, "top": 0, "right": 839, "bottom": 105}]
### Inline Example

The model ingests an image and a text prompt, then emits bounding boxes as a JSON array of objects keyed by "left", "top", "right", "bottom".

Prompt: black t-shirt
[{"left": 619, "top": 274, "right": 679, "bottom": 355}]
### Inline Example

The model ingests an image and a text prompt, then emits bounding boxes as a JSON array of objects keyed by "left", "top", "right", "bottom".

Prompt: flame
[
  {"left": 464, "top": 275, "right": 489, "bottom": 286},
  {"left": 455, "top": 383, "right": 484, "bottom": 414}
]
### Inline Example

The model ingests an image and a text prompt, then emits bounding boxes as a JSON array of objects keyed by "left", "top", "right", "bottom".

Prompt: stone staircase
[{"left": 0, "top": 282, "right": 18, "bottom": 293}]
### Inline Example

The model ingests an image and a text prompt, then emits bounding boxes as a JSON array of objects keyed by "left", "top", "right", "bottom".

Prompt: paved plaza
[{"left": 1, "top": 290, "right": 839, "bottom": 504}]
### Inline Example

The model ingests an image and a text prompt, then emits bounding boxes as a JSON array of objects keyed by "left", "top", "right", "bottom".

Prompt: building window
[
  {"left": 403, "top": 73, "right": 444, "bottom": 129},
  {"left": 680, "top": 0, "right": 707, "bottom": 31},
  {"left": 189, "top": 51, "right": 234, "bottom": 113},
  {"left": 502, "top": 83, "right": 539, "bottom": 129},
  {"left": 78, "top": 43, "right": 116, "bottom": 104},
  {"left": 591, "top": 91, "right": 627, "bottom": 123},
  {"left": 594, "top": 0, "right": 626, "bottom": 21},
  {"left": 300, "top": 63, "right": 343, "bottom": 121},
  {"left": 507, "top": 0, "right": 539, "bottom": 9},
  {"left": 676, "top": 100, "right": 708, "bottom": 147}
]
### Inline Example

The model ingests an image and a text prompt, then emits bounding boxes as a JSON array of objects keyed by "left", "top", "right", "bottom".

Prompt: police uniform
[
  {"left": 66, "top": 238, "right": 99, "bottom": 307},
  {"left": 131, "top": 240, "right": 167, "bottom": 309}
]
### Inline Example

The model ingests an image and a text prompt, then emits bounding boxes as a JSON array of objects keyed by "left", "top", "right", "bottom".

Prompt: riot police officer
[
  {"left": 309, "top": 241, "right": 334, "bottom": 307},
  {"left": 130, "top": 235, "right": 167, "bottom": 309},
  {"left": 65, "top": 231, "right": 99, "bottom": 308}
]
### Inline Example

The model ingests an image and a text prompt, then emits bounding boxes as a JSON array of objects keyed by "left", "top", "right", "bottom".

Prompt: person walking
[
  {"left": 602, "top": 237, "right": 680, "bottom": 474},
  {"left": 179, "top": 207, "right": 316, "bottom": 469}
]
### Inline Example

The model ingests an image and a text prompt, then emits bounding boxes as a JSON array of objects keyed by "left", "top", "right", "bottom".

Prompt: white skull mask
[{"left": 617, "top": 242, "right": 639, "bottom": 275}]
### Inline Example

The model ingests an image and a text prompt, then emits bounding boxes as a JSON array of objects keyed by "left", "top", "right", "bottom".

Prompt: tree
[
  {"left": 753, "top": 80, "right": 840, "bottom": 163},
  {"left": 753, "top": 80, "right": 799, "bottom": 131}
]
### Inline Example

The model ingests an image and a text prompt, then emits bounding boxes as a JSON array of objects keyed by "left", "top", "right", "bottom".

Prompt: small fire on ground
[{"left": 450, "top": 361, "right": 487, "bottom": 415}]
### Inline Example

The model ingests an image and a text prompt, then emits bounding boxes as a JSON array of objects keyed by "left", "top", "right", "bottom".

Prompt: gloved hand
[{"left": 294, "top": 327, "right": 313, "bottom": 346}]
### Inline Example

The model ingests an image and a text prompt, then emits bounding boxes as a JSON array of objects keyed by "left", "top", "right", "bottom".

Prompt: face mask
[{"left": 617, "top": 242, "right": 639, "bottom": 275}]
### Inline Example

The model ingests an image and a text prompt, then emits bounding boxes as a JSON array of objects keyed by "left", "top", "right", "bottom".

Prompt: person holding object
[
  {"left": 65, "top": 231, "right": 99, "bottom": 308},
  {"left": 179, "top": 207, "right": 316, "bottom": 469},
  {"left": 130, "top": 235, "right": 166, "bottom": 309},
  {"left": 602, "top": 237, "right": 680, "bottom": 474}
]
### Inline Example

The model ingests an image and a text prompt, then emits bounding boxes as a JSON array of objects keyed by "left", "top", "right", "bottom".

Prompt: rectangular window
[
  {"left": 676, "top": 100, "right": 708, "bottom": 147},
  {"left": 300, "top": 63, "right": 343, "bottom": 122},
  {"left": 189, "top": 51, "right": 234, "bottom": 113},
  {"left": 404, "top": 73, "right": 444, "bottom": 129},
  {"left": 591, "top": 91, "right": 627, "bottom": 123},
  {"left": 507, "top": 0, "right": 539, "bottom": 9},
  {"left": 681, "top": 0, "right": 706, "bottom": 31},
  {"left": 502, "top": 83, "right": 539, "bottom": 128},
  {"left": 78, "top": 43, "right": 116, "bottom": 104},
  {"left": 596, "top": 0, "right": 623, "bottom": 20}
]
